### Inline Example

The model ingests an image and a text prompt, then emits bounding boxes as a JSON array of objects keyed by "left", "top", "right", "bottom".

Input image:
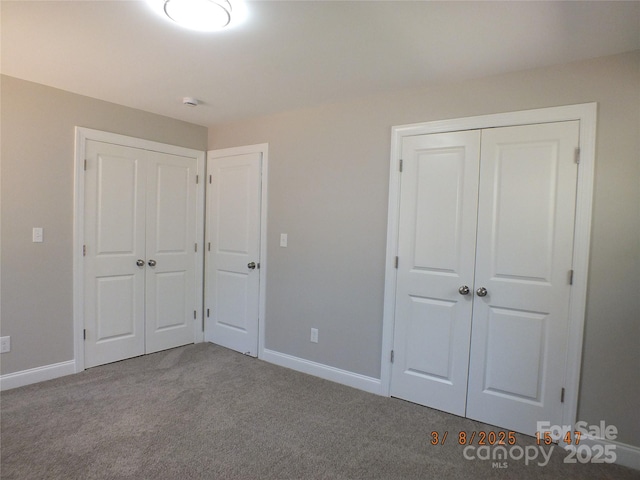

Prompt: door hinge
[
  {"left": 194, "top": 310, "right": 197, "bottom": 319},
  {"left": 196, "top": 175, "right": 199, "bottom": 184},
  {"left": 84, "top": 159, "right": 87, "bottom": 171},
  {"left": 208, "top": 242, "right": 211, "bottom": 252},
  {"left": 561, "top": 387, "right": 565, "bottom": 403},
  {"left": 83, "top": 245, "right": 87, "bottom": 256},
  {"left": 390, "top": 350, "right": 395, "bottom": 363},
  {"left": 195, "top": 243, "right": 198, "bottom": 252},
  {"left": 395, "top": 256, "right": 399, "bottom": 269},
  {"left": 569, "top": 269, "right": 574, "bottom": 285},
  {"left": 83, "top": 329, "right": 86, "bottom": 340},
  {"left": 209, "top": 174, "right": 212, "bottom": 184},
  {"left": 399, "top": 159, "right": 403, "bottom": 172},
  {"left": 574, "top": 148, "right": 580, "bottom": 164},
  {"left": 206, "top": 308, "right": 210, "bottom": 318}
]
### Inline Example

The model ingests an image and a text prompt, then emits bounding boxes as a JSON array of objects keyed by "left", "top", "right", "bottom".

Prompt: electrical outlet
[
  {"left": 280, "top": 233, "right": 288, "bottom": 247},
  {"left": 0, "top": 336, "right": 11, "bottom": 353},
  {"left": 310, "top": 328, "right": 318, "bottom": 343}
]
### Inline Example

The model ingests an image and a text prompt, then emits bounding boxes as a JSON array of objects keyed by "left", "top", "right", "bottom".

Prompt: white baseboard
[
  {"left": 261, "top": 348, "right": 383, "bottom": 395},
  {"left": 0, "top": 360, "right": 76, "bottom": 391},
  {"left": 574, "top": 435, "right": 640, "bottom": 471}
]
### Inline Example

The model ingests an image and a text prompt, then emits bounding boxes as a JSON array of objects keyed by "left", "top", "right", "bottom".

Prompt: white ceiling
[{"left": 2, "top": 1, "right": 639, "bottom": 127}]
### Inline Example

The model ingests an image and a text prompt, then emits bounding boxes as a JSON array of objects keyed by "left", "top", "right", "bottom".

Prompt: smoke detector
[{"left": 183, "top": 97, "right": 199, "bottom": 107}]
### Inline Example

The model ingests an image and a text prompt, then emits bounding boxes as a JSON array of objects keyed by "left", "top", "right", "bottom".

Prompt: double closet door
[
  {"left": 390, "top": 121, "right": 579, "bottom": 435},
  {"left": 83, "top": 140, "right": 198, "bottom": 368}
]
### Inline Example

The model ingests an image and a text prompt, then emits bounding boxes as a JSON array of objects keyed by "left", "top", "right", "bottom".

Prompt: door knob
[
  {"left": 476, "top": 287, "right": 488, "bottom": 297},
  {"left": 247, "top": 262, "right": 256, "bottom": 270},
  {"left": 458, "top": 285, "right": 470, "bottom": 295},
  {"left": 136, "top": 259, "right": 145, "bottom": 267},
  {"left": 148, "top": 259, "right": 157, "bottom": 267}
]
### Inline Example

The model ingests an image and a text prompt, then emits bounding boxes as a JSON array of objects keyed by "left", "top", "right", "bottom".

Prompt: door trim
[
  {"left": 206, "top": 143, "right": 269, "bottom": 359},
  {"left": 381, "top": 103, "right": 597, "bottom": 430},
  {"left": 73, "top": 127, "right": 206, "bottom": 372}
]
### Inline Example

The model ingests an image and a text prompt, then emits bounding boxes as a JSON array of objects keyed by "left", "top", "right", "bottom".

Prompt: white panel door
[
  {"left": 84, "top": 140, "right": 146, "bottom": 368},
  {"left": 206, "top": 152, "right": 262, "bottom": 356},
  {"left": 390, "top": 121, "right": 579, "bottom": 433},
  {"left": 390, "top": 131, "right": 481, "bottom": 416},
  {"left": 145, "top": 152, "right": 198, "bottom": 353},
  {"left": 84, "top": 142, "right": 199, "bottom": 368},
  {"left": 465, "top": 121, "right": 579, "bottom": 434}
]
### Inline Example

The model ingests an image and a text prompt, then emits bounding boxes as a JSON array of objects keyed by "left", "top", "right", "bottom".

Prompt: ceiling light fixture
[{"left": 147, "top": 0, "right": 246, "bottom": 32}]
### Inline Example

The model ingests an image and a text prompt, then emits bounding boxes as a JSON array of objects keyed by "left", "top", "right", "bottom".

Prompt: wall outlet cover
[
  {"left": 0, "top": 336, "right": 11, "bottom": 353},
  {"left": 32, "top": 227, "right": 44, "bottom": 243}
]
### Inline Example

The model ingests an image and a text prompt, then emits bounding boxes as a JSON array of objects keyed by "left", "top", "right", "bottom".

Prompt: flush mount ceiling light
[
  {"left": 165, "top": 0, "right": 230, "bottom": 30},
  {"left": 147, "top": 0, "right": 246, "bottom": 32}
]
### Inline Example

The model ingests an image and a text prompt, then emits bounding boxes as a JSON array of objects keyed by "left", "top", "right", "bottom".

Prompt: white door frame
[
  {"left": 206, "top": 143, "right": 269, "bottom": 358},
  {"left": 381, "top": 103, "right": 597, "bottom": 429},
  {"left": 73, "top": 127, "right": 206, "bottom": 373}
]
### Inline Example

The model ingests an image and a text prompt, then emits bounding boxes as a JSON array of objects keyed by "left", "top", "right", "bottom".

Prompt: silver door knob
[
  {"left": 136, "top": 259, "right": 145, "bottom": 267},
  {"left": 247, "top": 262, "right": 256, "bottom": 270},
  {"left": 458, "top": 285, "right": 470, "bottom": 295},
  {"left": 148, "top": 259, "right": 157, "bottom": 267},
  {"left": 476, "top": 287, "right": 488, "bottom": 297}
]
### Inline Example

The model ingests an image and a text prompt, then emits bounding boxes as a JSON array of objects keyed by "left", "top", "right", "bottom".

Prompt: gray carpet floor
[{"left": 1, "top": 343, "right": 638, "bottom": 479}]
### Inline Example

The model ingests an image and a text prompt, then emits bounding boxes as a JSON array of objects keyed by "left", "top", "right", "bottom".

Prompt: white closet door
[
  {"left": 390, "top": 131, "right": 481, "bottom": 416},
  {"left": 390, "top": 121, "right": 580, "bottom": 433},
  {"left": 466, "top": 121, "right": 580, "bottom": 434},
  {"left": 84, "top": 140, "right": 146, "bottom": 368},
  {"left": 84, "top": 141, "right": 199, "bottom": 367},
  {"left": 145, "top": 152, "right": 198, "bottom": 353},
  {"left": 206, "top": 152, "right": 262, "bottom": 357}
]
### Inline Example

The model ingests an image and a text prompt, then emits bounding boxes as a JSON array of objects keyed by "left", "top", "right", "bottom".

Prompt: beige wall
[
  {"left": 0, "top": 75, "right": 208, "bottom": 374},
  {"left": 208, "top": 51, "right": 640, "bottom": 447}
]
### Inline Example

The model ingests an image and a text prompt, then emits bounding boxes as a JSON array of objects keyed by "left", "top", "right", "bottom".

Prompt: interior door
[
  {"left": 84, "top": 140, "right": 146, "bottom": 368},
  {"left": 145, "top": 151, "right": 198, "bottom": 353},
  {"left": 465, "top": 121, "right": 579, "bottom": 434},
  {"left": 84, "top": 141, "right": 199, "bottom": 368},
  {"left": 390, "top": 130, "right": 481, "bottom": 416},
  {"left": 206, "top": 152, "right": 262, "bottom": 356},
  {"left": 390, "top": 121, "right": 580, "bottom": 434}
]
